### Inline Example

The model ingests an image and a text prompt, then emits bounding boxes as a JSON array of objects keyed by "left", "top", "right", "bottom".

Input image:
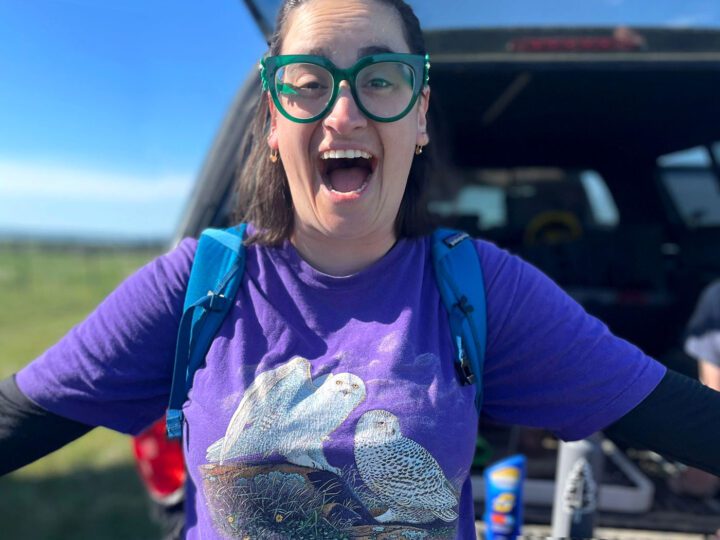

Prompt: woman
[{"left": 1, "top": 1, "right": 719, "bottom": 539}]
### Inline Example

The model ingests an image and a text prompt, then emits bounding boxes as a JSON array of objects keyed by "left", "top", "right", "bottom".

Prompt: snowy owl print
[
  {"left": 354, "top": 409, "right": 459, "bottom": 524},
  {"left": 200, "top": 355, "right": 460, "bottom": 539},
  {"left": 206, "top": 356, "right": 365, "bottom": 473}
]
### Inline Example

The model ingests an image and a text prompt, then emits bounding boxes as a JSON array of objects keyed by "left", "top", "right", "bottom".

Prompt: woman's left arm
[{"left": 604, "top": 369, "right": 720, "bottom": 475}]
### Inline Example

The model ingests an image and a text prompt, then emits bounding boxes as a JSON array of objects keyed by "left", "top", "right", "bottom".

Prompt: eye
[
  {"left": 357, "top": 62, "right": 413, "bottom": 93},
  {"left": 299, "top": 79, "right": 325, "bottom": 89},
  {"left": 335, "top": 380, "right": 343, "bottom": 385},
  {"left": 352, "top": 383, "right": 359, "bottom": 389},
  {"left": 276, "top": 65, "right": 330, "bottom": 98},
  {"left": 279, "top": 80, "right": 328, "bottom": 97},
  {"left": 378, "top": 421, "right": 385, "bottom": 426},
  {"left": 367, "top": 78, "right": 392, "bottom": 89}
]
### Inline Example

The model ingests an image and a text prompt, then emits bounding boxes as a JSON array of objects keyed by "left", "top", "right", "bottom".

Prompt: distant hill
[{"left": 0, "top": 229, "right": 167, "bottom": 251}]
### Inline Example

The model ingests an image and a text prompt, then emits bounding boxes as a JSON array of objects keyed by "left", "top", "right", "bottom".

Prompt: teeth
[{"left": 320, "top": 150, "right": 372, "bottom": 160}]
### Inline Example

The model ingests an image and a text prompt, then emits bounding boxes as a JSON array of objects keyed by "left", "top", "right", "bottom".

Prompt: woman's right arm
[
  {"left": 0, "top": 238, "right": 197, "bottom": 475},
  {"left": 0, "top": 375, "right": 93, "bottom": 475}
]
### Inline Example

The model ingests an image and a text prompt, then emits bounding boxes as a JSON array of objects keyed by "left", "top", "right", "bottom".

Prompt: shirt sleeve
[
  {"left": 475, "top": 240, "right": 666, "bottom": 441},
  {"left": 684, "top": 280, "right": 720, "bottom": 366},
  {"left": 15, "top": 238, "right": 197, "bottom": 435}
]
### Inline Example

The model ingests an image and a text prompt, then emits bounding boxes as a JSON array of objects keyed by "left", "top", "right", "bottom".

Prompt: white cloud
[
  {"left": 0, "top": 159, "right": 193, "bottom": 203},
  {"left": 0, "top": 158, "right": 195, "bottom": 239}
]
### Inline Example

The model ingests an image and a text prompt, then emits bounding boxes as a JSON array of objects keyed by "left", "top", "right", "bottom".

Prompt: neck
[{"left": 290, "top": 225, "right": 397, "bottom": 276}]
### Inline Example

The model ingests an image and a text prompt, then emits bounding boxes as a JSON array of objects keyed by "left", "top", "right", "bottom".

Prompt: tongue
[{"left": 328, "top": 167, "right": 368, "bottom": 193}]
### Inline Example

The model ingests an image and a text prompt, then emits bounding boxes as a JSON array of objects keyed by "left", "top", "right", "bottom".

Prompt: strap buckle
[
  {"left": 204, "top": 291, "right": 227, "bottom": 312},
  {"left": 455, "top": 295, "right": 474, "bottom": 315},
  {"left": 454, "top": 337, "right": 475, "bottom": 385}
]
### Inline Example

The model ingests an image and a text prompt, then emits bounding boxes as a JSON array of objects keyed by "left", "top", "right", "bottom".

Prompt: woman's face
[{"left": 267, "top": 0, "right": 429, "bottom": 246}]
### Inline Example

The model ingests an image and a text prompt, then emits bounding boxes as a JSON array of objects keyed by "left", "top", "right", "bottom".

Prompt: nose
[{"left": 322, "top": 81, "right": 367, "bottom": 133}]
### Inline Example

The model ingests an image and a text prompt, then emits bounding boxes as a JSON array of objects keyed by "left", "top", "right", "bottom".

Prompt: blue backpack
[{"left": 166, "top": 225, "right": 487, "bottom": 439}]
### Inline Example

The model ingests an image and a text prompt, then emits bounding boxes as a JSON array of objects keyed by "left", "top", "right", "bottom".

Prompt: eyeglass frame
[{"left": 260, "top": 52, "right": 431, "bottom": 124}]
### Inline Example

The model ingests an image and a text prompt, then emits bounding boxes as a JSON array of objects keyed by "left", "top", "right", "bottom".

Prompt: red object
[
  {"left": 132, "top": 416, "right": 186, "bottom": 501},
  {"left": 508, "top": 28, "right": 646, "bottom": 53}
]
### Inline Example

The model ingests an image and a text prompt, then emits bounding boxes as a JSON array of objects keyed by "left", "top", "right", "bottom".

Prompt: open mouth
[{"left": 319, "top": 149, "right": 376, "bottom": 195}]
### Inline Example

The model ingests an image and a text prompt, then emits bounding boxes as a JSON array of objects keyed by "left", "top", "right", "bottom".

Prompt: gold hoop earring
[
  {"left": 269, "top": 148, "right": 279, "bottom": 163},
  {"left": 415, "top": 145, "right": 424, "bottom": 155}
]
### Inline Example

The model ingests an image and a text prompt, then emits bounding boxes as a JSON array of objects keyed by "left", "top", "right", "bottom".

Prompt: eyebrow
[
  {"left": 306, "top": 45, "right": 396, "bottom": 59},
  {"left": 358, "top": 45, "right": 394, "bottom": 57}
]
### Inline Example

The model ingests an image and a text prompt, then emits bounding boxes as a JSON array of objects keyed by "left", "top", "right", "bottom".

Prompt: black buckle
[
  {"left": 455, "top": 296, "right": 474, "bottom": 315},
  {"left": 204, "top": 291, "right": 228, "bottom": 312},
  {"left": 456, "top": 351, "right": 475, "bottom": 385}
]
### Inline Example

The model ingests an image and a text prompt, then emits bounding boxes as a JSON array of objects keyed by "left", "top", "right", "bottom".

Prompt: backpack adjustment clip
[
  {"left": 455, "top": 296, "right": 474, "bottom": 315},
  {"left": 455, "top": 336, "right": 476, "bottom": 385},
  {"left": 204, "top": 291, "right": 228, "bottom": 312}
]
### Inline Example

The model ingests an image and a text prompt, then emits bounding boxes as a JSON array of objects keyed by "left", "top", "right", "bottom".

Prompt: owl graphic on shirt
[
  {"left": 206, "top": 356, "right": 365, "bottom": 474},
  {"left": 354, "top": 409, "right": 459, "bottom": 524}
]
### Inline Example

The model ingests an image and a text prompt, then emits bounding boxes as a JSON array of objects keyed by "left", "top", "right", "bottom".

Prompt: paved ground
[{"left": 475, "top": 522, "right": 709, "bottom": 539}]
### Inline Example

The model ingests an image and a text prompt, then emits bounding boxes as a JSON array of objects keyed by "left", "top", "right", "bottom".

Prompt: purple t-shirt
[{"left": 17, "top": 234, "right": 665, "bottom": 539}]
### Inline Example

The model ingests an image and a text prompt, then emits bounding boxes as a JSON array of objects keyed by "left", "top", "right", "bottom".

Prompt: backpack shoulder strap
[
  {"left": 166, "top": 224, "right": 248, "bottom": 439},
  {"left": 431, "top": 228, "right": 487, "bottom": 414}
]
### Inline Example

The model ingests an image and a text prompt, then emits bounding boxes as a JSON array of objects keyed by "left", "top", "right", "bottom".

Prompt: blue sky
[
  {"left": 0, "top": 0, "right": 267, "bottom": 241},
  {"left": 1, "top": 0, "right": 718, "bottom": 241}
]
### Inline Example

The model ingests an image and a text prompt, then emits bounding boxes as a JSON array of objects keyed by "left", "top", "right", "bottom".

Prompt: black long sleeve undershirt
[
  {"left": 0, "top": 375, "right": 93, "bottom": 475},
  {"left": 1, "top": 369, "right": 719, "bottom": 477},
  {"left": 604, "top": 368, "right": 720, "bottom": 476}
]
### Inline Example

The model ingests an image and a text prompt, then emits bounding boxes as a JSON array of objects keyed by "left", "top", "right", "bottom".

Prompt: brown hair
[{"left": 234, "top": 0, "right": 434, "bottom": 244}]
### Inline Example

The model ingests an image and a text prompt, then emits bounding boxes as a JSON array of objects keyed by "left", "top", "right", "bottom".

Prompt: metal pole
[{"left": 550, "top": 433, "right": 604, "bottom": 539}]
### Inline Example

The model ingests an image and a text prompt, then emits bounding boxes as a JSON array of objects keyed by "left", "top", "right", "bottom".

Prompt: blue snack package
[{"left": 483, "top": 454, "right": 526, "bottom": 540}]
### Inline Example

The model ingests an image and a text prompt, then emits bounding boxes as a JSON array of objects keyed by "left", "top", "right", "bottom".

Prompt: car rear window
[
  {"left": 657, "top": 145, "right": 720, "bottom": 228},
  {"left": 660, "top": 169, "right": 720, "bottom": 228}
]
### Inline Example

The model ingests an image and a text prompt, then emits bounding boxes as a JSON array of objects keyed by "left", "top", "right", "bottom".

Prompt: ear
[
  {"left": 416, "top": 87, "right": 430, "bottom": 147},
  {"left": 267, "top": 92, "right": 279, "bottom": 150}
]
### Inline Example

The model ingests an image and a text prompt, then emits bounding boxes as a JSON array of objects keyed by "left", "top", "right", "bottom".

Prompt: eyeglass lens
[{"left": 274, "top": 62, "right": 416, "bottom": 120}]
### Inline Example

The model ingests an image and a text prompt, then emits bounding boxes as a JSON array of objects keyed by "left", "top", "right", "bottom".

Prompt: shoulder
[
  {"left": 470, "top": 237, "right": 517, "bottom": 273},
  {"left": 469, "top": 237, "right": 549, "bottom": 304},
  {"left": 103, "top": 237, "right": 199, "bottom": 319},
  {"left": 157, "top": 237, "right": 197, "bottom": 278},
  {"left": 142, "top": 237, "right": 198, "bottom": 299}
]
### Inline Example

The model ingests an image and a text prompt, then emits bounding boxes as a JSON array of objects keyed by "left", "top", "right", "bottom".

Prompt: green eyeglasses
[{"left": 260, "top": 53, "right": 430, "bottom": 124}]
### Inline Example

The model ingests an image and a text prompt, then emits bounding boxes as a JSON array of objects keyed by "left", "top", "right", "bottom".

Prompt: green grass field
[{"left": 0, "top": 243, "right": 163, "bottom": 540}]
